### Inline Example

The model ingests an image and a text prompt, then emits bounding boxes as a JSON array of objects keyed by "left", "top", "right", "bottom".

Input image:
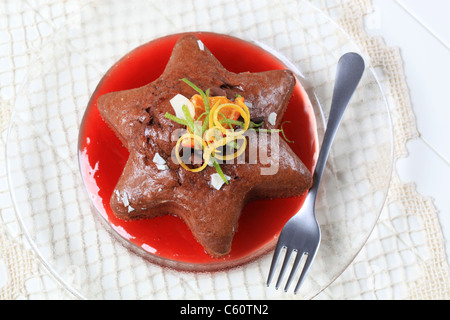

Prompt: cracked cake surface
[{"left": 97, "top": 34, "right": 313, "bottom": 258}]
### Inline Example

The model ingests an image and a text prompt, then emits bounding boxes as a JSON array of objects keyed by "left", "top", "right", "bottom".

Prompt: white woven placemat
[{"left": 0, "top": 0, "right": 449, "bottom": 300}]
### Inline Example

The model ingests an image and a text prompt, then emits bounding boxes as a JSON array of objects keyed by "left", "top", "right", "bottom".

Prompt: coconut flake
[
  {"left": 197, "top": 40, "right": 205, "bottom": 51},
  {"left": 122, "top": 192, "right": 130, "bottom": 207},
  {"left": 156, "top": 164, "right": 169, "bottom": 171},
  {"left": 153, "top": 153, "right": 166, "bottom": 165},
  {"left": 114, "top": 189, "right": 121, "bottom": 201},
  {"left": 268, "top": 112, "right": 277, "bottom": 126},
  {"left": 121, "top": 192, "right": 135, "bottom": 212},
  {"left": 210, "top": 173, "right": 232, "bottom": 190},
  {"left": 153, "top": 153, "right": 169, "bottom": 171},
  {"left": 170, "top": 94, "right": 195, "bottom": 120}
]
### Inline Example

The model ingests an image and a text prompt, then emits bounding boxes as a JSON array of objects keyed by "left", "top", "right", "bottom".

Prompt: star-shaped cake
[{"left": 97, "top": 34, "right": 313, "bottom": 258}]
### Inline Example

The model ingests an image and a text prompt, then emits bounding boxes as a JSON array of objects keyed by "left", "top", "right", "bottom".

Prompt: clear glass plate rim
[
  {"left": 298, "top": 0, "right": 396, "bottom": 298},
  {"left": 4, "top": 0, "right": 396, "bottom": 299}
]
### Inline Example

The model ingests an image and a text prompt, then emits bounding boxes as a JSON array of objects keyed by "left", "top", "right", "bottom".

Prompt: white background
[{"left": 367, "top": 0, "right": 450, "bottom": 264}]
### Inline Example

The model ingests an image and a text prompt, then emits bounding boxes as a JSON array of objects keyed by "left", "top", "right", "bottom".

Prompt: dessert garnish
[
  {"left": 96, "top": 34, "right": 313, "bottom": 258},
  {"left": 165, "top": 78, "right": 293, "bottom": 185}
]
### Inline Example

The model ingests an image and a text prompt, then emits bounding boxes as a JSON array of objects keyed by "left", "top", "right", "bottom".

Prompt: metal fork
[{"left": 267, "top": 52, "right": 366, "bottom": 294}]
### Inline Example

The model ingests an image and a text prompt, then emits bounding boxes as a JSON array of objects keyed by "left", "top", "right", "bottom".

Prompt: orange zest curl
[{"left": 167, "top": 80, "right": 250, "bottom": 180}]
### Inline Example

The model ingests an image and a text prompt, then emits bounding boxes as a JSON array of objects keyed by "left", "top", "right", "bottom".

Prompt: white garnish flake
[
  {"left": 122, "top": 192, "right": 130, "bottom": 207},
  {"left": 268, "top": 112, "right": 277, "bottom": 126},
  {"left": 197, "top": 40, "right": 205, "bottom": 51},
  {"left": 170, "top": 94, "right": 195, "bottom": 120},
  {"left": 153, "top": 153, "right": 166, "bottom": 165},
  {"left": 118, "top": 190, "right": 135, "bottom": 213},
  {"left": 153, "top": 153, "right": 169, "bottom": 171},
  {"left": 156, "top": 164, "right": 169, "bottom": 171},
  {"left": 210, "top": 173, "right": 232, "bottom": 191}
]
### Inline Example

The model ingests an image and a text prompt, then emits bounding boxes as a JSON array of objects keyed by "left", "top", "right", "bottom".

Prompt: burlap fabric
[{"left": 0, "top": 0, "right": 448, "bottom": 299}]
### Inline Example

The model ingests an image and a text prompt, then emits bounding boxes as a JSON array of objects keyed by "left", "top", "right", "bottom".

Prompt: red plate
[{"left": 78, "top": 32, "right": 318, "bottom": 270}]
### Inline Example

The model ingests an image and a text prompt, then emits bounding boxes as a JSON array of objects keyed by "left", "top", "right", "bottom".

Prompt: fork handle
[{"left": 309, "top": 53, "right": 365, "bottom": 198}]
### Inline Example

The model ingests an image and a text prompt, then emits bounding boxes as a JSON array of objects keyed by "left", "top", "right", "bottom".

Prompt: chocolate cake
[{"left": 97, "top": 34, "right": 313, "bottom": 258}]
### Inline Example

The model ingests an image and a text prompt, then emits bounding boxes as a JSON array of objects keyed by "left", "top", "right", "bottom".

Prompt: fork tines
[{"left": 267, "top": 246, "right": 315, "bottom": 294}]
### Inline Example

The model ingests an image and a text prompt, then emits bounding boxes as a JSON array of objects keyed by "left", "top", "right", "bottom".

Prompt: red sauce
[{"left": 78, "top": 32, "right": 318, "bottom": 267}]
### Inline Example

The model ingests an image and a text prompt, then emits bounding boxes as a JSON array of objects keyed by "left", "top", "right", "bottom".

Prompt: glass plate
[{"left": 6, "top": 0, "right": 393, "bottom": 299}]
